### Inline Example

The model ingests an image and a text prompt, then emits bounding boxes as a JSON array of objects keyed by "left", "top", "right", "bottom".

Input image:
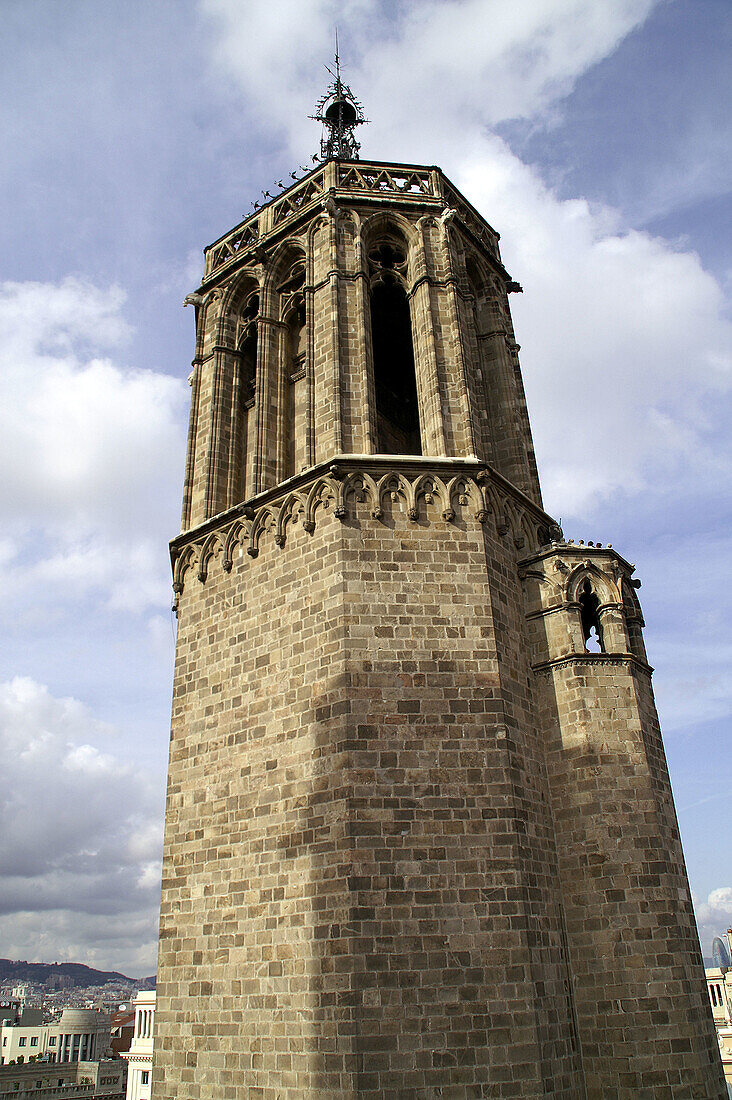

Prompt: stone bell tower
[{"left": 153, "top": 71, "right": 725, "bottom": 1100}]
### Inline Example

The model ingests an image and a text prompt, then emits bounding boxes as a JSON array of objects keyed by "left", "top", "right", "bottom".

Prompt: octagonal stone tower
[{"left": 153, "top": 157, "right": 724, "bottom": 1098}]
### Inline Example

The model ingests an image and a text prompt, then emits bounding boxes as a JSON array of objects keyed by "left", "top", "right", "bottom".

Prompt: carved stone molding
[
  {"left": 519, "top": 540, "right": 637, "bottom": 606},
  {"left": 171, "top": 458, "right": 558, "bottom": 594},
  {"left": 532, "top": 652, "right": 654, "bottom": 676}
]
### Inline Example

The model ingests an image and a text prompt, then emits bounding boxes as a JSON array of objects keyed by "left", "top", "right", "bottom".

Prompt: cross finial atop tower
[{"left": 311, "top": 31, "right": 367, "bottom": 162}]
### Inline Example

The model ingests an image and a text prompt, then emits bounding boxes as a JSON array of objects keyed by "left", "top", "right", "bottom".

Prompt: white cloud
[
  {"left": 0, "top": 911, "right": 158, "bottom": 978},
  {"left": 202, "top": 0, "right": 655, "bottom": 140},
  {"left": 0, "top": 277, "right": 130, "bottom": 357},
  {"left": 63, "top": 743, "right": 118, "bottom": 776},
  {"left": 0, "top": 276, "right": 188, "bottom": 616},
  {"left": 0, "top": 677, "right": 162, "bottom": 973},
  {"left": 369, "top": 0, "right": 656, "bottom": 135},
  {"left": 455, "top": 136, "right": 732, "bottom": 514},
  {"left": 199, "top": 0, "right": 731, "bottom": 519}
]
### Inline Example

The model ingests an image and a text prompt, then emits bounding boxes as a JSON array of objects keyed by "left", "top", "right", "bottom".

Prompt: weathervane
[{"left": 310, "top": 31, "right": 367, "bottom": 162}]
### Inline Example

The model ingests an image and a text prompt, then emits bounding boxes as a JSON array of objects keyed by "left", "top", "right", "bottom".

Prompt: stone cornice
[
  {"left": 170, "top": 456, "right": 559, "bottom": 596},
  {"left": 531, "top": 652, "right": 654, "bottom": 676},
  {"left": 519, "top": 540, "right": 635, "bottom": 577}
]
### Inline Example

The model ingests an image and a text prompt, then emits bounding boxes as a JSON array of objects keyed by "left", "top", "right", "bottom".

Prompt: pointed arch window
[
  {"left": 368, "top": 236, "right": 421, "bottom": 455},
  {"left": 277, "top": 258, "right": 307, "bottom": 480},
  {"left": 237, "top": 289, "right": 259, "bottom": 403},
  {"left": 466, "top": 257, "right": 489, "bottom": 327},
  {"left": 278, "top": 261, "right": 307, "bottom": 376},
  {"left": 285, "top": 297, "right": 306, "bottom": 372}
]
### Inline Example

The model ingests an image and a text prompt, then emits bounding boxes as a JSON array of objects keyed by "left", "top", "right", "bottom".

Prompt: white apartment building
[
  {"left": 0, "top": 1008, "right": 110, "bottom": 1066},
  {"left": 121, "top": 991, "right": 155, "bottom": 1100},
  {"left": 0, "top": 1023, "right": 50, "bottom": 1064}
]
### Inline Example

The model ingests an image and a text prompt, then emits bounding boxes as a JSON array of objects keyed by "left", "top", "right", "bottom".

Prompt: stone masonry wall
[
  {"left": 535, "top": 658, "right": 725, "bottom": 1098},
  {"left": 154, "top": 485, "right": 583, "bottom": 1099},
  {"left": 522, "top": 545, "right": 726, "bottom": 1099}
]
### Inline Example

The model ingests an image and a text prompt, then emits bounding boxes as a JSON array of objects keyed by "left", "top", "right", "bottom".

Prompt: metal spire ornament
[{"left": 311, "top": 32, "right": 367, "bottom": 161}]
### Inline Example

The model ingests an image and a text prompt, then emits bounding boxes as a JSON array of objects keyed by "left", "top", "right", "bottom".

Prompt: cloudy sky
[{"left": 0, "top": 0, "right": 730, "bottom": 977}]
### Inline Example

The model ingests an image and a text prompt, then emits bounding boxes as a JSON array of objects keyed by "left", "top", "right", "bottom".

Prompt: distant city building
[
  {"left": 0, "top": 1020, "right": 51, "bottom": 1064},
  {"left": 0, "top": 1008, "right": 111, "bottom": 1066},
  {"left": 715, "top": 937, "right": 732, "bottom": 971},
  {"left": 121, "top": 992, "right": 154, "bottom": 1100},
  {"left": 52, "top": 1009, "right": 111, "bottom": 1064},
  {"left": 0, "top": 1057, "right": 125, "bottom": 1098},
  {"left": 0, "top": 1005, "right": 41, "bottom": 1029},
  {"left": 109, "top": 1010, "right": 135, "bottom": 1058},
  {"left": 44, "top": 973, "right": 74, "bottom": 992},
  {"left": 0, "top": 1006, "right": 19, "bottom": 1028},
  {"left": 707, "top": 930, "right": 732, "bottom": 1093}
]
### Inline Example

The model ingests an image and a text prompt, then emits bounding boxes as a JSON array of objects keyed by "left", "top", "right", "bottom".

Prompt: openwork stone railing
[
  {"left": 206, "top": 220, "right": 261, "bottom": 275},
  {"left": 203, "top": 161, "right": 502, "bottom": 278},
  {"left": 337, "top": 163, "right": 434, "bottom": 196}
]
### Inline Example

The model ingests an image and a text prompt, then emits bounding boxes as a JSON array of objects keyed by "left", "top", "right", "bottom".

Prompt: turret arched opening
[{"left": 578, "top": 579, "right": 604, "bottom": 652}]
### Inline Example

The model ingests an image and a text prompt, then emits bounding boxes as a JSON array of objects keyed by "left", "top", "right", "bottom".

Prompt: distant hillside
[{"left": 0, "top": 959, "right": 155, "bottom": 989}]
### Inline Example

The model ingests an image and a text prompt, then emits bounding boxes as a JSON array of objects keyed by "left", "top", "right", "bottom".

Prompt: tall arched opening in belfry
[
  {"left": 368, "top": 231, "right": 421, "bottom": 455},
  {"left": 273, "top": 249, "right": 307, "bottom": 481},
  {"left": 464, "top": 255, "right": 496, "bottom": 461},
  {"left": 233, "top": 278, "right": 260, "bottom": 501}
]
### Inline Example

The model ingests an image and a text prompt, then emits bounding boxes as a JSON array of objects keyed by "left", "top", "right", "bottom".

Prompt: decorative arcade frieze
[{"left": 170, "top": 457, "right": 560, "bottom": 598}]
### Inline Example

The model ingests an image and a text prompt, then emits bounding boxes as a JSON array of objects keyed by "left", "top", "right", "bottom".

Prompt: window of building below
[
  {"left": 30, "top": 1037, "right": 38, "bottom": 1046},
  {"left": 141, "top": 1070, "right": 150, "bottom": 1084},
  {"left": 48, "top": 1037, "right": 55, "bottom": 1045},
  {"left": 18, "top": 1037, "right": 26, "bottom": 1047}
]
